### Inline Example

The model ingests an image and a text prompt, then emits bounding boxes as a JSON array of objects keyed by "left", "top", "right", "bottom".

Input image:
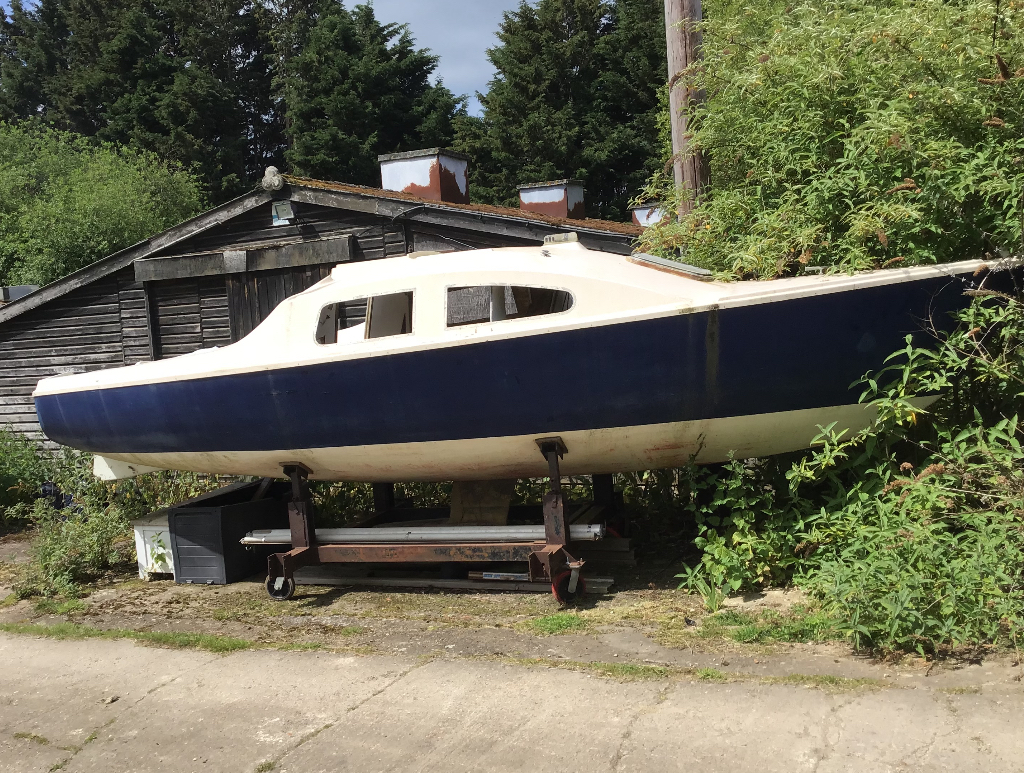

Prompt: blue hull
[{"left": 36, "top": 272, "right": 974, "bottom": 455}]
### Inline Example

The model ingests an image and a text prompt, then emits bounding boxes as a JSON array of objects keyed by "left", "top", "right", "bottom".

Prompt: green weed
[
  {"left": 504, "top": 656, "right": 677, "bottom": 681},
  {"left": 0, "top": 622, "right": 252, "bottom": 653},
  {"left": 699, "top": 607, "right": 840, "bottom": 644},
  {"left": 695, "top": 667, "right": 727, "bottom": 681},
  {"left": 35, "top": 598, "right": 86, "bottom": 615},
  {"left": 940, "top": 686, "right": 982, "bottom": 695},
  {"left": 14, "top": 732, "right": 49, "bottom": 745},
  {"left": 762, "top": 674, "right": 885, "bottom": 692},
  {"left": 526, "top": 613, "right": 589, "bottom": 635},
  {"left": 583, "top": 662, "right": 673, "bottom": 680}
]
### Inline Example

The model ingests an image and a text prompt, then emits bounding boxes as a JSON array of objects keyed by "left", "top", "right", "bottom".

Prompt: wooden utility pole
[{"left": 664, "top": 0, "right": 706, "bottom": 216}]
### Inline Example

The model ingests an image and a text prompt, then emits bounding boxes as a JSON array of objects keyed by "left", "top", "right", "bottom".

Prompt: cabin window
[
  {"left": 315, "top": 291, "right": 413, "bottom": 345},
  {"left": 446, "top": 286, "right": 573, "bottom": 327}
]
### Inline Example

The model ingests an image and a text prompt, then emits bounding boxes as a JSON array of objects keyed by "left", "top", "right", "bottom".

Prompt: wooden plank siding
[
  {"left": 149, "top": 277, "right": 230, "bottom": 358},
  {"left": 151, "top": 200, "right": 409, "bottom": 343},
  {"left": 226, "top": 264, "right": 333, "bottom": 341},
  {"left": 0, "top": 267, "right": 142, "bottom": 439}
]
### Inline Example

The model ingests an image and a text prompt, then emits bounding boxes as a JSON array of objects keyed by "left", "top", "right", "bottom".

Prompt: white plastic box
[{"left": 132, "top": 511, "right": 174, "bottom": 579}]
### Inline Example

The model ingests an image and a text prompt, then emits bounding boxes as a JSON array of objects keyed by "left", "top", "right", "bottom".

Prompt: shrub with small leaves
[
  {"left": 675, "top": 289, "right": 1024, "bottom": 654},
  {"left": 639, "top": 0, "right": 1024, "bottom": 278}
]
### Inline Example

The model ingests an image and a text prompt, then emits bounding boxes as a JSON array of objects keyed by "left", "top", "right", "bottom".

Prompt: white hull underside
[{"left": 99, "top": 403, "right": 881, "bottom": 481}]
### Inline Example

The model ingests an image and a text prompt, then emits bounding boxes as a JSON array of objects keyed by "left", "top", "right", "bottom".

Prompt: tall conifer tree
[
  {"left": 456, "top": 0, "right": 665, "bottom": 221},
  {"left": 0, "top": 0, "right": 282, "bottom": 200},
  {"left": 279, "top": 1, "right": 464, "bottom": 185}
]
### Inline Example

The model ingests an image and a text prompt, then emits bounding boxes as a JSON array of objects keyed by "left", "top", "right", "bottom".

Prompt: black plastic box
[{"left": 168, "top": 481, "right": 289, "bottom": 585}]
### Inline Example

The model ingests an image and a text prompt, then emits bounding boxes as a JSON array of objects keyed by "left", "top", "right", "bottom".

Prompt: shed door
[{"left": 225, "top": 264, "right": 334, "bottom": 342}]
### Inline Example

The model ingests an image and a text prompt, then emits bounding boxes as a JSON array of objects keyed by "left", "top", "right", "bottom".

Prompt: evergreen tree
[
  {"left": 456, "top": 0, "right": 666, "bottom": 221},
  {"left": 279, "top": 1, "right": 464, "bottom": 185},
  {"left": 0, "top": 0, "right": 282, "bottom": 201}
]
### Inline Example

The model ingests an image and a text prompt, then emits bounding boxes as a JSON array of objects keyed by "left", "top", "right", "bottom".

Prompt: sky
[{"left": 367, "top": 0, "right": 524, "bottom": 116}]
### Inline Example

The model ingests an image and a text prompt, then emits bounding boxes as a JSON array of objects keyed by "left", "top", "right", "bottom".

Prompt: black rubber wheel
[
  {"left": 552, "top": 570, "right": 587, "bottom": 605},
  {"left": 266, "top": 575, "right": 296, "bottom": 601}
]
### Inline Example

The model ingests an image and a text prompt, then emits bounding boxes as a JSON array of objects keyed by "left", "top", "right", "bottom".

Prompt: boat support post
[
  {"left": 530, "top": 437, "right": 586, "bottom": 602},
  {"left": 263, "top": 444, "right": 588, "bottom": 604},
  {"left": 266, "top": 462, "right": 319, "bottom": 600}
]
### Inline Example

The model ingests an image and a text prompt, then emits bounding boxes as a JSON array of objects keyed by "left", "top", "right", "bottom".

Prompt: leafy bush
[
  {"left": 639, "top": 0, "right": 1024, "bottom": 278},
  {"left": 0, "top": 428, "right": 50, "bottom": 514},
  {"left": 0, "top": 430, "right": 229, "bottom": 596},
  {"left": 675, "top": 291, "right": 1024, "bottom": 655},
  {"left": 0, "top": 121, "right": 203, "bottom": 286},
  {"left": 14, "top": 499, "right": 134, "bottom": 598}
]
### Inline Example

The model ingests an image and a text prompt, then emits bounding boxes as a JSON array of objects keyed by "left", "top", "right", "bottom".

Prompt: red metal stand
[{"left": 265, "top": 438, "right": 586, "bottom": 603}]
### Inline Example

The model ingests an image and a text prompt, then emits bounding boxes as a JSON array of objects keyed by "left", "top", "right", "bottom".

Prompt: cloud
[{"left": 367, "top": 0, "right": 523, "bottom": 116}]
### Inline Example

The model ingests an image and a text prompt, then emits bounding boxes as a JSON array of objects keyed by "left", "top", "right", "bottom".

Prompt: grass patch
[
  {"left": 525, "top": 613, "right": 589, "bottom": 635},
  {"left": 696, "top": 607, "right": 840, "bottom": 645},
  {"left": 35, "top": 598, "right": 86, "bottom": 615},
  {"left": 254, "top": 762, "right": 275, "bottom": 773},
  {"left": 14, "top": 732, "right": 49, "bottom": 745},
  {"left": 333, "top": 625, "right": 365, "bottom": 636},
  {"left": 940, "top": 685, "right": 982, "bottom": 695},
  {"left": 583, "top": 661, "right": 674, "bottom": 680},
  {"left": 0, "top": 622, "right": 253, "bottom": 653},
  {"left": 695, "top": 667, "right": 728, "bottom": 681},
  {"left": 504, "top": 656, "right": 678, "bottom": 681},
  {"left": 762, "top": 673, "right": 885, "bottom": 692}
]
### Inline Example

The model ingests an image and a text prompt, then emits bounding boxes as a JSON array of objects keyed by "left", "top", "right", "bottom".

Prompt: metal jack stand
[
  {"left": 529, "top": 438, "right": 586, "bottom": 603},
  {"left": 264, "top": 440, "right": 587, "bottom": 604},
  {"left": 266, "top": 463, "right": 319, "bottom": 600}
]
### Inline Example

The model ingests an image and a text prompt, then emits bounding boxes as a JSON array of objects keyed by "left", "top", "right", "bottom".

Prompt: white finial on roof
[{"left": 261, "top": 166, "right": 284, "bottom": 191}]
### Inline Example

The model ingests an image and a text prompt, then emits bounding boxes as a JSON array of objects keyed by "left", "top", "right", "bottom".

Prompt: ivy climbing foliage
[{"left": 640, "top": 0, "right": 1024, "bottom": 278}]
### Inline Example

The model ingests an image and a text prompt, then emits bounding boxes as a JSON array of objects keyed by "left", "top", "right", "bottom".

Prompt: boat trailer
[{"left": 265, "top": 437, "right": 590, "bottom": 603}]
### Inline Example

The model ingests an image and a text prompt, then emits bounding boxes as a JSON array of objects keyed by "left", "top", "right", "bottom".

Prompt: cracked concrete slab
[
  {"left": 615, "top": 682, "right": 835, "bottom": 772},
  {"left": 276, "top": 658, "right": 659, "bottom": 773},
  {"left": 0, "top": 734, "right": 70, "bottom": 773},
  {"left": 0, "top": 634, "right": 219, "bottom": 751},
  {"left": 2, "top": 633, "right": 1024, "bottom": 773},
  {"left": 64, "top": 648, "right": 413, "bottom": 773}
]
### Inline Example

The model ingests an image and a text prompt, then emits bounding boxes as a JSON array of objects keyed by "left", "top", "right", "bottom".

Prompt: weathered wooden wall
[
  {"left": 152, "top": 201, "right": 408, "bottom": 261},
  {"left": 0, "top": 267, "right": 145, "bottom": 439},
  {"left": 226, "top": 265, "right": 331, "bottom": 342},
  {"left": 149, "top": 277, "right": 230, "bottom": 358}
]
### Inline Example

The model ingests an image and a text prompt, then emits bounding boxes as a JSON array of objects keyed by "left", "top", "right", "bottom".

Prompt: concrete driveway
[{"left": 1, "top": 633, "right": 1022, "bottom": 773}]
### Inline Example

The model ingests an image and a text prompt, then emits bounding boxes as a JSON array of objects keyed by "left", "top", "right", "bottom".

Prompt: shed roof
[{"left": 286, "top": 176, "right": 641, "bottom": 237}]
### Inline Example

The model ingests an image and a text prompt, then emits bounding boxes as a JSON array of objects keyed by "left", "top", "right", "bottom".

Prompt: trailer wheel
[
  {"left": 266, "top": 575, "right": 296, "bottom": 601},
  {"left": 552, "top": 571, "right": 587, "bottom": 605}
]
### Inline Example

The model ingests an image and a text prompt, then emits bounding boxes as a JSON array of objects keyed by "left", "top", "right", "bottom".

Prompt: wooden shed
[{"left": 0, "top": 170, "right": 639, "bottom": 443}]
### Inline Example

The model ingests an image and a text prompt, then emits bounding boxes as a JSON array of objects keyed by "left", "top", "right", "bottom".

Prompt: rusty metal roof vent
[
  {"left": 517, "top": 179, "right": 585, "bottom": 219},
  {"left": 377, "top": 148, "right": 470, "bottom": 204}
]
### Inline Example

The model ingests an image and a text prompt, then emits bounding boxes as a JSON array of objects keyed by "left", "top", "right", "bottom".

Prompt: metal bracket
[{"left": 567, "top": 559, "right": 584, "bottom": 594}]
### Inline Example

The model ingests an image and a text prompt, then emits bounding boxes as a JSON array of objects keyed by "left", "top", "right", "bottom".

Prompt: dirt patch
[{"left": 2, "top": 562, "right": 1021, "bottom": 691}]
